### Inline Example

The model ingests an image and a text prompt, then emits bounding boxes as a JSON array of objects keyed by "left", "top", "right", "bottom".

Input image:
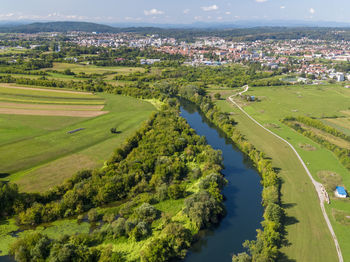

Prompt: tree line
[{"left": 283, "top": 117, "right": 350, "bottom": 171}]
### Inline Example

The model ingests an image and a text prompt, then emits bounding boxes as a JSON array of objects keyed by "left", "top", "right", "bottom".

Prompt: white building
[{"left": 336, "top": 72, "right": 345, "bottom": 82}]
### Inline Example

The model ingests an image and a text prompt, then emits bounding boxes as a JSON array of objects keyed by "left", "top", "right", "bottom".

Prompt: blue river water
[{"left": 180, "top": 101, "right": 264, "bottom": 262}]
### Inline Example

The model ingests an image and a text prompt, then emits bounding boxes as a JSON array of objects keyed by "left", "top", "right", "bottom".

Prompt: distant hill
[
  {"left": 0, "top": 21, "right": 120, "bottom": 33},
  {"left": 3, "top": 21, "right": 350, "bottom": 42}
]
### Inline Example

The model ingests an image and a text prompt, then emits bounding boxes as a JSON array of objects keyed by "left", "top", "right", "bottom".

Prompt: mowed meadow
[
  {"left": 0, "top": 84, "right": 155, "bottom": 192},
  {"left": 212, "top": 84, "right": 350, "bottom": 261}
]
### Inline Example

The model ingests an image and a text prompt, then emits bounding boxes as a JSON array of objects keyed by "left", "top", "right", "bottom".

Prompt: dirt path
[
  {"left": 0, "top": 83, "right": 94, "bottom": 95},
  {"left": 228, "top": 86, "right": 343, "bottom": 262}
]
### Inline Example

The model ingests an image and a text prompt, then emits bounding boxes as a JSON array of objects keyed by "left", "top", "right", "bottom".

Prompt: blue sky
[{"left": 0, "top": 0, "right": 349, "bottom": 24}]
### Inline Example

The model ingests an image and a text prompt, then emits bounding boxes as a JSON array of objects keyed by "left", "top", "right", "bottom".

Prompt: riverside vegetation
[
  {"left": 2, "top": 106, "right": 227, "bottom": 261},
  {"left": 0, "top": 41, "right": 294, "bottom": 261}
]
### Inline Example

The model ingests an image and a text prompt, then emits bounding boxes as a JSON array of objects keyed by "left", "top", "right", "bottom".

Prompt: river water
[
  {"left": 0, "top": 101, "right": 264, "bottom": 262},
  {"left": 180, "top": 101, "right": 264, "bottom": 262}
]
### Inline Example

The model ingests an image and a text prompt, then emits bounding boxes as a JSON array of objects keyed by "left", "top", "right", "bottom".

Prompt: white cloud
[
  {"left": 201, "top": 5, "right": 219, "bottom": 11},
  {"left": 183, "top": 9, "right": 190, "bottom": 14},
  {"left": 280, "top": 6, "right": 285, "bottom": 9},
  {"left": 225, "top": 11, "right": 231, "bottom": 15},
  {"left": 1, "top": 12, "right": 87, "bottom": 21},
  {"left": 309, "top": 8, "right": 315, "bottom": 14},
  {"left": 144, "top": 9, "right": 164, "bottom": 16},
  {"left": 125, "top": 16, "right": 141, "bottom": 21},
  {"left": 255, "top": 0, "right": 267, "bottom": 2}
]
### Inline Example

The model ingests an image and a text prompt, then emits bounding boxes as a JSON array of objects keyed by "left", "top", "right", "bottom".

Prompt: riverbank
[
  {"left": 180, "top": 101, "right": 263, "bottom": 262},
  {"left": 216, "top": 97, "right": 339, "bottom": 261}
]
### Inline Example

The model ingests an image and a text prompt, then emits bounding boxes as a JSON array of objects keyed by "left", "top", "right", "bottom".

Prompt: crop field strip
[
  {"left": 0, "top": 108, "right": 108, "bottom": 117},
  {"left": 0, "top": 102, "right": 104, "bottom": 110},
  {"left": 0, "top": 85, "right": 107, "bottom": 117},
  {"left": 0, "top": 90, "right": 156, "bottom": 192},
  {"left": 0, "top": 85, "right": 106, "bottom": 107},
  {"left": 291, "top": 121, "right": 350, "bottom": 150},
  {"left": 322, "top": 118, "right": 350, "bottom": 136}
]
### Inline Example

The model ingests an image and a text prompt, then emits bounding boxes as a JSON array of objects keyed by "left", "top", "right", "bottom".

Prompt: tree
[
  {"left": 141, "top": 238, "right": 173, "bottom": 262},
  {"left": 214, "top": 93, "right": 221, "bottom": 100},
  {"left": 232, "top": 252, "right": 252, "bottom": 262},
  {"left": 110, "top": 127, "right": 119, "bottom": 134},
  {"left": 167, "top": 184, "right": 185, "bottom": 200},
  {"left": 135, "top": 203, "right": 159, "bottom": 222},
  {"left": 183, "top": 191, "right": 224, "bottom": 229},
  {"left": 63, "top": 69, "right": 75, "bottom": 75},
  {"left": 87, "top": 208, "right": 99, "bottom": 222}
]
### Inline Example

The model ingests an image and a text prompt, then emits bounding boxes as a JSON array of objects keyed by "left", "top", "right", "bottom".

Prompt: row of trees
[
  {"left": 288, "top": 116, "right": 350, "bottom": 142},
  {"left": 174, "top": 85, "right": 284, "bottom": 261},
  {"left": 283, "top": 117, "right": 350, "bottom": 170}
]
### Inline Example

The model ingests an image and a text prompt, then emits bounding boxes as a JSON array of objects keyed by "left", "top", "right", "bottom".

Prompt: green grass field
[
  {"left": 50, "top": 62, "right": 145, "bottom": 75},
  {"left": 214, "top": 84, "right": 350, "bottom": 261},
  {"left": 215, "top": 100, "right": 338, "bottom": 262},
  {"left": 0, "top": 86, "right": 155, "bottom": 192}
]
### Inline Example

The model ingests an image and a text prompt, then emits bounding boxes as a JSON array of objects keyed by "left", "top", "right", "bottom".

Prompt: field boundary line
[{"left": 228, "top": 85, "right": 343, "bottom": 262}]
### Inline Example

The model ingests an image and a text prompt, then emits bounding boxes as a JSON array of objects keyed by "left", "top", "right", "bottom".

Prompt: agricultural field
[
  {"left": 0, "top": 62, "right": 146, "bottom": 84},
  {"left": 0, "top": 84, "right": 155, "bottom": 192},
  {"left": 213, "top": 84, "right": 350, "bottom": 261},
  {"left": 50, "top": 62, "right": 145, "bottom": 75}
]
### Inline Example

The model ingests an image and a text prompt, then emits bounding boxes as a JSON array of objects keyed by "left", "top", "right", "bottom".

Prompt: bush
[
  {"left": 167, "top": 184, "right": 185, "bottom": 200},
  {"left": 135, "top": 203, "right": 159, "bottom": 222},
  {"left": 129, "top": 221, "right": 151, "bottom": 241},
  {"left": 155, "top": 184, "right": 168, "bottom": 201},
  {"left": 87, "top": 208, "right": 99, "bottom": 222},
  {"left": 199, "top": 173, "right": 227, "bottom": 190},
  {"left": 111, "top": 217, "right": 126, "bottom": 237},
  {"left": 103, "top": 212, "right": 116, "bottom": 223}
]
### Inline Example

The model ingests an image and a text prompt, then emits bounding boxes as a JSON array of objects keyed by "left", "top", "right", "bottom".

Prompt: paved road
[{"left": 228, "top": 86, "right": 343, "bottom": 262}]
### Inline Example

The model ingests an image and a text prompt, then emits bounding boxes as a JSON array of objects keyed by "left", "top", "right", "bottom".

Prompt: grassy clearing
[
  {"left": 215, "top": 101, "right": 338, "bottom": 261},
  {"left": 0, "top": 218, "right": 90, "bottom": 256},
  {"left": 243, "top": 84, "right": 350, "bottom": 119},
  {"left": 0, "top": 91, "right": 155, "bottom": 192},
  {"left": 50, "top": 62, "right": 145, "bottom": 75},
  {"left": 223, "top": 84, "right": 350, "bottom": 260}
]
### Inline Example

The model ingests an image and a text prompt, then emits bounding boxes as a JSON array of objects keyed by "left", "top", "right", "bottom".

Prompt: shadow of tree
[
  {"left": 0, "top": 173, "right": 10, "bottom": 179},
  {"left": 284, "top": 215, "right": 299, "bottom": 226},
  {"left": 278, "top": 252, "right": 297, "bottom": 262}
]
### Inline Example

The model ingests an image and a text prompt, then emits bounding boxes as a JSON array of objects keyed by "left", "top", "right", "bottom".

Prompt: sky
[{"left": 0, "top": 0, "right": 350, "bottom": 24}]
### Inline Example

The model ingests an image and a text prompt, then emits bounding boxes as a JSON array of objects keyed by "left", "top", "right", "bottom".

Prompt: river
[
  {"left": 0, "top": 101, "right": 264, "bottom": 262},
  {"left": 180, "top": 101, "right": 264, "bottom": 262}
]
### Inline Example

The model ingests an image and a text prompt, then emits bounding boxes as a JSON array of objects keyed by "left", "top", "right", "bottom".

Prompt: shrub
[{"left": 87, "top": 208, "right": 99, "bottom": 223}]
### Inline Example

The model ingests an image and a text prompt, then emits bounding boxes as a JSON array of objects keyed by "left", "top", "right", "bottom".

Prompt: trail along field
[
  {"left": 215, "top": 98, "right": 338, "bottom": 262},
  {"left": 213, "top": 84, "right": 350, "bottom": 261}
]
